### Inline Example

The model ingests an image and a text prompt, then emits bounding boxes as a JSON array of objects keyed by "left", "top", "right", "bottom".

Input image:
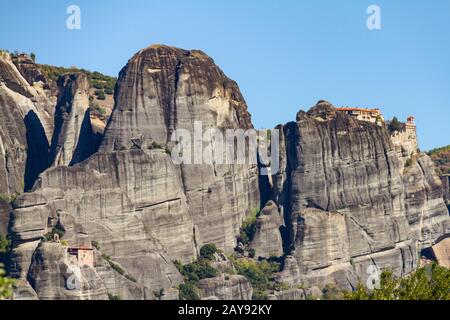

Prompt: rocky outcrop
[
  {"left": 100, "top": 45, "right": 259, "bottom": 252},
  {"left": 0, "top": 53, "right": 53, "bottom": 193},
  {"left": 431, "top": 237, "right": 450, "bottom": 268},
  {"left": 6, "top": 45, "right": 261, "bottom": 299},
  {"left": 275, "top": 255, "right": 301, "bottom": 287},
  {"left": 26, "top": 242, "right": 108, "bottom": 300},
  {"left": 198, "top": 274, "right": 252, "bottom": 300},
  {"left": 9, "top": 149, "right": 193, "bottom": 298},
  {"left": 249, "top": 201, "right": 283, "bottom": 258},
  {"left": 0, "top": 81, "right": 27, "bottom": 197},
  {"left": 11, "top": 55, "right": 49, "bottom": 89},
  {"left": 3, "top": 44, "right": 448, "bottom": 300},
  {"left": 441, "top": 175, "right": 450, "bottom": 207},
  {"left": 403, "top": 155, "right": 449, "bottom": 246},
  {"left": 271, "top": 101, "right": 449, "bottom": 290},
  {"left": 49, "top": 73, "right": 97, "bottom": 166}
]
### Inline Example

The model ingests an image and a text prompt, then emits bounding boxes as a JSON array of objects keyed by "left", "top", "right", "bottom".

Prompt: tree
[
  {"left": 0, "top": 234, "right": 11, "bottom": 265},
  {"left": 0, "top": 266, "right": 14, "bottom": 300},
  {"left": 94, "top": 90, "right": 106, "bottom": 100},
  {"left": 388, "top": 116, "right": 403, "bottom": 133},
  {"left": 179, "top": 283, "right": 200, "bottom": 300},
  {"left": 344, "top": 264, "right": 450, "bottom": 300},
  {"left": 30, "top": 52, "right": 36, "bottom": 63},
  {"left": 199, "top": 244, "right": 219, "bottom": 261}
]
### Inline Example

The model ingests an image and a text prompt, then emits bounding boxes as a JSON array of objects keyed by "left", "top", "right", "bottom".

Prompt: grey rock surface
[
  {"left": 272, "top": 101, "right": 449, "bottom": 290},
  {"left": 100, "top": 45, "right": 259, "bottom": 252},
  {"left": 440, "top": 175, "right": 449, "bottom": 207},
  {"left": 9, "top": 150, "right": 192, "bottom": 298},
  {"left": 49, "top": 73, "right": 97, "bottom": 166},
  {"left": 198, "top": 274, "right": 253, "bottom": 300},
  {"left": 249, "top": 201, "right": 283, "bottom": 258}
]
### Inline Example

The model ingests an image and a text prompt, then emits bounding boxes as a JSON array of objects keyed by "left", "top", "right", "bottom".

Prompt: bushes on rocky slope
[
  {"left": 0, "top": 233, "right": 14, "bottom": 300},
  {"left": 40, "top": 64, "right": 117, "bottom": 91},
  {"left": 344, "top": 263, "right": 450, "bottom": 300},
  {"left": 199, "top": 243, "right": 219, "bottom": 260},
  {"left": 238, "top": 208, "right": 261, "bottom": 245},
  {"left": 0, "top": 267, "right": 14, "bottom": 300},
  {"left": 175, "top": 244, "right": 222, "bottom": 300},
  {"left": 229, "top": 256, "right": 281, "bottom": 300},
  {"left": 428, "top": 145, "right": 450, "bottom": 175}
]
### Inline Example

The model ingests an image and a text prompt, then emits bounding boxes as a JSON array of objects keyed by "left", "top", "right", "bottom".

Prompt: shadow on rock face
[{"left": 24, "top": 110, "right": 49, "bottom": 191}]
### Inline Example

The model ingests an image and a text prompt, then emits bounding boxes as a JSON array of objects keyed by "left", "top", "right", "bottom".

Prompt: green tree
[
  {"left": 199, "top": 244, "right": 219, "bottom": 261},
  {"left": 344, "top": 264, "right": 450, "bottom": 300},
  {"left": 30, "top": 52, "right": 36, "bottom": 62},
  {"left": 0, "top": 266, "right": 14, "bottom": 300},
  {"left": 179, "top": 283, "right": 200, "bottom": 300},
  {"left": 388, "top": 116, "right": 403, "bottom": 133},
  {"left": 0, "top": 234, "right": 11, "bottom": 266}
]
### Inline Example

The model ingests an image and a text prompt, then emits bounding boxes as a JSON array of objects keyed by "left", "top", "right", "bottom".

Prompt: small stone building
[{"left": 67, "top": 247, "right": 94, "bottom": 268}]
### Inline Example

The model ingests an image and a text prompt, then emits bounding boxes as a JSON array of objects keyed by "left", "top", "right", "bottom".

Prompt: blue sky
[{"left": 1, "top": 0, "right": 449, "bottom": 150}]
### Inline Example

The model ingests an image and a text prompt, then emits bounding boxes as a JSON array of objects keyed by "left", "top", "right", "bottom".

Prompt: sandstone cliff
[
  {"left": 49, "top": 73, "right": 97, "bottom": 166},
  {"left": 271, "top": 101, "right": 449, "bottom": 289},
  {"left": 1, "top": 46, "right": 448, "bottom": 300},
  {"left": 100, "top": 45, "right": 259, "bottom": 251},
  {"left": 6, "top": 45, "right": 260, "bottom": 299}
]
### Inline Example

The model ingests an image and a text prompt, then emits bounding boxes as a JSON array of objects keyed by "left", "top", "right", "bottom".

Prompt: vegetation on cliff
[
  {"left": 229, "top": 256, "right": 281, "bottom": 300},
  {"left": 39, "top": 64, "right": 117, "bottom": 91},
  {"left": 0, "top": 234, "right": 14, "bottom": 300},
  {"left": 428, "top": 145, "right": 450, "bottom": 175},
  {"left": 344, "top": 263, "right": 450, "bottom": 300},
  {"left": 174, "top": 244, "right": 221, "bottom": 300}
]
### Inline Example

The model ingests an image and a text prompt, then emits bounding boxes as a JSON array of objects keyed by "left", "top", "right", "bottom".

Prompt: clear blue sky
[{"left": 1, "top": 0, "right": 449, "bottom": 150}]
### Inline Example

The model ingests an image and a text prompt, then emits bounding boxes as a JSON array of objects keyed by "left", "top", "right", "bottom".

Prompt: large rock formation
[
  {"left": 7, "top": 45, "right": 260, "bottom": 299},
  {"left": 249, "top": 201, "right": 284, "bottom": 258},
  {"left": 8, "top": 150, "right": 192, "bottom": 298},
  {"left": 0, "top": 52, "right": 55, "bottom": 232},
  {"left": 49, "top": 73, "right": 97, "bottom": 166},
  {"left": 2, "top": 45, "right": 448, "bottom": 300},
  {"left": 441, "top": 175, "right": 450, "bottom": 208},
  {"left": 271, "top": 101, "right": 449, "bottom": 290},
  {"left": 100, "top": 45, "right": 259, "bottom": 251}
]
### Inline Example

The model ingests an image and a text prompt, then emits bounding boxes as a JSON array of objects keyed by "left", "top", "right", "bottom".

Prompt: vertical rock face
[
  {"left": 249, "top": 201, "right": 284, "bottom": 258},
  {"left": 101, "top": 45, "right": 253, "bottom": 150},
  {"left": 441, "top": 175, "right": 450, "bottom": 208},
  {"left": 11, "top": 55, "right": 49, "bottom": 89},
  {"left": 49, "top": 73, "right": 97, "bottom": 166},
  {"left": 272, "top": 101, "right": 449, "bottom": 289},
  {"left": 0, "top": 83, "right": 27, "bottom": 196},
  {"left": 9, "top": 150, "right": 193, "bottom": 299},
  {"left": 0, "top": 53, "right": 54, "bottom": 231},
  {"left": 7, "top": 45, "right": 260, "bottom": 299},
  {"left": 101, "top": 45, "right": 259, "bottom": 251},
  {"left": 403, "top": 155, "right": 449, "bottom": 246},
  {"left": 3, "top": 46, "right": 448, "bottom": 300}
]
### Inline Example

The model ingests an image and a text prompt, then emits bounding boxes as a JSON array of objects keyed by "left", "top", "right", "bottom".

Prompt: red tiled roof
[{"left": 336, "top": 108, "right": 380, "bottom": 113}]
